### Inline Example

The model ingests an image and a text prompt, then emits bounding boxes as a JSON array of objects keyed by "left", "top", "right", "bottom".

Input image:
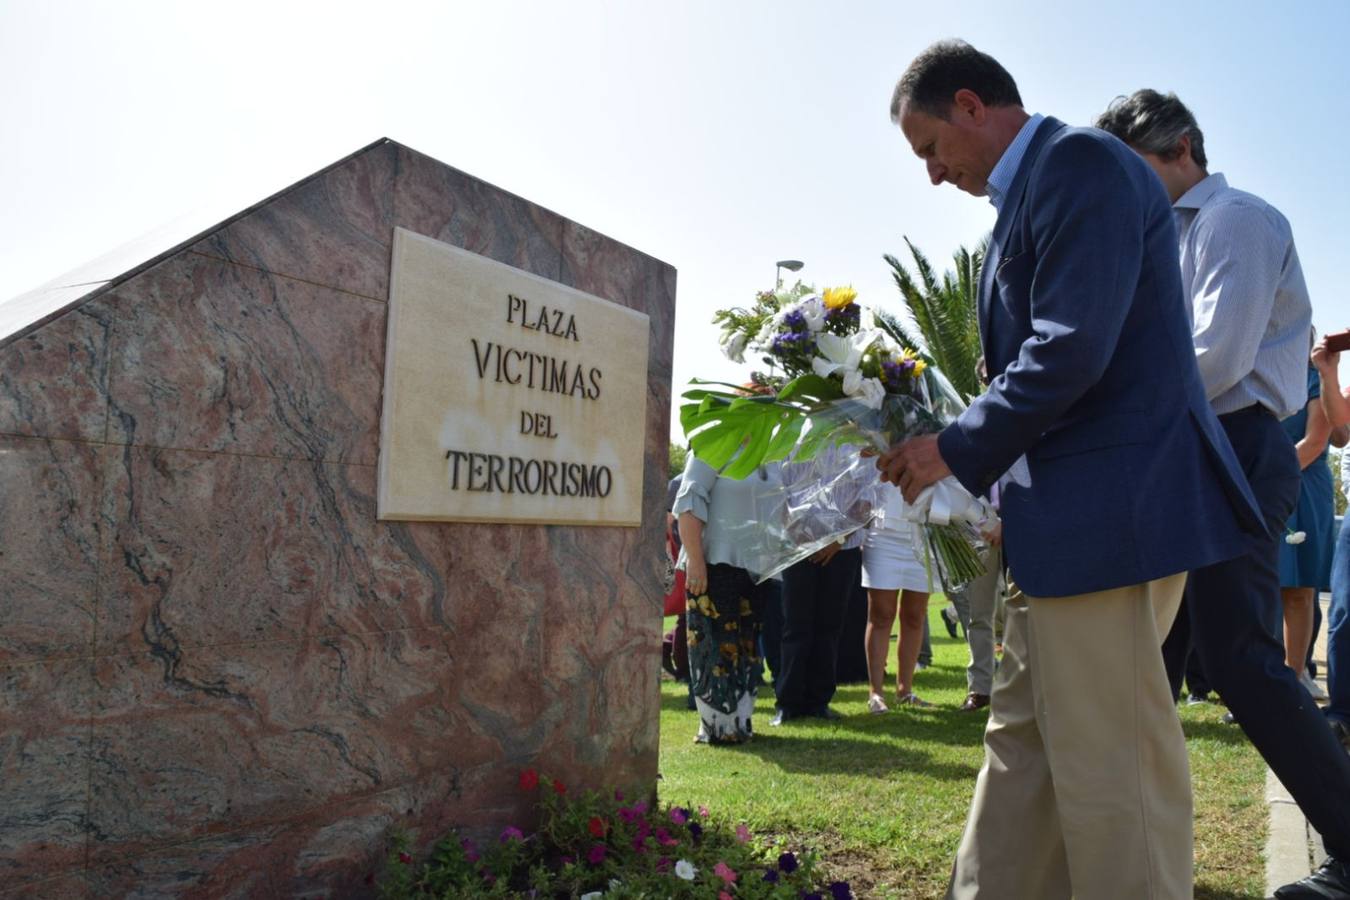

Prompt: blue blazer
[{"left": 937, "top": 117, "right": 1265, "bottom": 598}]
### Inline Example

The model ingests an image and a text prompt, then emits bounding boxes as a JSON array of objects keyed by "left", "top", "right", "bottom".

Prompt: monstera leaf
[{"left": 679, "top": 374, "right": 856, "bottom": 479}]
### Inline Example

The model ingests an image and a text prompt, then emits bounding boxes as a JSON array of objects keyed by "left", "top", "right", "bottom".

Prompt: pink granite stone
[
  {"left": 0, "top": 436, "right": 104, "bottom": 664},
  {"left": 87, "top": 629, "right": 502, "bottom": 854},
  {"left": 0, "top": 658, "right": 94, "bottom": 886},
  {"left": 102, "top": 253, "right": 385, "bottom": 464},
  {"left": 391, "top": 144, "right": 566, "bottom": 281},
  {"left": 0, "top": 300, "right": 112, "bottom": 443},
  {"left": 87, "top": 769, "right": 488, "bottom": 899},
  {"left": 190, "top": 141, "right": 398, "bottom": 302},
  {"left": 97, "top": 449, "right": 487, "bottom": 655}
]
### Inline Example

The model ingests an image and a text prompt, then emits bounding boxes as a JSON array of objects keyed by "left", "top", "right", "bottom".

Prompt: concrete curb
[{"left": 1265, "top": 766, "right": 1319, "bottom": 899}]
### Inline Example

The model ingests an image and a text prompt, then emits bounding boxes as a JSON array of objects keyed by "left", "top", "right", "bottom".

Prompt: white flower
[
  {"left": 1286, "top": 531, "right": 1307, "bottom": 545},
  {"left": 799, "top": 296, "right": 826, "bottom": 332},
  {"left": 857, "top": 376, "right": 887, "bottom": 410},
  {"left": 813, "top": 330, "right": 872, "bottom": 377},
  {"left": 720, "top": 330, "right": 748, "bottom": 363},
  {"left": 841, "top": 367, "right": 863, "bottom": 396},
  {"left": 675, "top": 859, "right": 698, "bottom": 880},
  {"left": 609, "top": 879, "right": 623, "bottom": 889}
]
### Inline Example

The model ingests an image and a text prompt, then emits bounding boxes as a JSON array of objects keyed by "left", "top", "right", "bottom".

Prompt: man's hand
[
  {"left": 810, "top": 541, "right": 843, "bottom": 565},
  {"left": 981, "top": 520, "right": 1003, "bottom": 548},
  {"left": 877, "top": 434, "right": 953, "bottom": 503},
  {"left": 1313, "top": 333, "right": 1343, "bottom": 375}
]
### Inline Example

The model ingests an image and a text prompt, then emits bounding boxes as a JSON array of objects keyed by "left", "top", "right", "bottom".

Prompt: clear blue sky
[{"left": 2, "top": 1, "right": 1347, "bottom": 444}]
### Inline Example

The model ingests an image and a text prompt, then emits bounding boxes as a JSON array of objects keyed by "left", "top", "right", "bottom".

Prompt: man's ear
[
  {"left": 1174, "top": 134, "right": 1192, "bottom": 163},
  {"left": 953, "top": 88, "right": 986, "bottom": 124}
]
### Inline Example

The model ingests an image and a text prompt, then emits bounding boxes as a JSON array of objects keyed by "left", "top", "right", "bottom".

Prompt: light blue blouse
[{"left": 673, "top": 455, "right": 782, "bottom": 579}]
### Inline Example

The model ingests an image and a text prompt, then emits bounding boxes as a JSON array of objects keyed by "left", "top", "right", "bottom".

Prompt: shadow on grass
[
  {"left": 1181, "top": 719, "right": 1253, "bottom": 746},
  {"left": 702, "top": 730, "right": 981, "bottom": 782}
]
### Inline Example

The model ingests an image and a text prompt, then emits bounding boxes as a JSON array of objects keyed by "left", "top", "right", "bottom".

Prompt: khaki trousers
[{"left": 946, "top": 572, "right": 1191, "bottom": 900}]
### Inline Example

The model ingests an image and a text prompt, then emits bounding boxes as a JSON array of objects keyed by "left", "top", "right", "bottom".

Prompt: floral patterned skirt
[{"left": 687, "top": 563, "right": 762, "bottom": 744}]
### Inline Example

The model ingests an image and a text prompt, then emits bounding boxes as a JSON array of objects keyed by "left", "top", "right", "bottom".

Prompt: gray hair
[
  {"left": 1095, "top": 89, "right": 1208, "bottom": 169},
  {"left": 890, "top": 40, "right": 1023, "bottom": 122}
]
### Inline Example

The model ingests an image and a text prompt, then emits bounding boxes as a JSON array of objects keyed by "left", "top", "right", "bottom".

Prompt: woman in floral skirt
[{"left": 674, "top": 453, "right": 782, "bottom": 744}]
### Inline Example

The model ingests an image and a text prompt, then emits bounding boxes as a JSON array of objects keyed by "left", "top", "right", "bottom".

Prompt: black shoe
[
  {"left": 1274, "top": 857, "right": 1350, "bottom": 899},
  {"left": 1330, "top": 718, "right": 1350, "bottom": 754},
  {"left": 940, "top": 605, "right": 960, "bottom": 639},
  {"left": 814, "top": 706, "right": 843, "bottom": 720}
]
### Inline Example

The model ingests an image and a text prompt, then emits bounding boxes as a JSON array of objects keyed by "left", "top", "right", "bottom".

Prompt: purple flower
[
  {"left": 499, "top": 826, "right": 524, "bottom": 843},
  {"left": 802, "top": 893, "right": 824, "bottom": 900},
  {"left": 778, "top": 851, "right": 799, "bottom": 873},
  {"left": 783, "top": 310, "right": 808, "bottom": 332},
  {"left": 763, "top": 868, "right": 780, "bottom": 883},
  {"left": 830, "top": 882, "right": 854, "bottom": 900},
  {"left": 614, "top": 789, "right": 624, "bottom": 802},
  {"left": 688, "top": 822, "right": 703, "bottom": 842},
  {"left": 587, "top": 843, "right": 606, "bottom": 865},
  {"left": 670, "top": 807, "right": 689, "bottom": 825}
]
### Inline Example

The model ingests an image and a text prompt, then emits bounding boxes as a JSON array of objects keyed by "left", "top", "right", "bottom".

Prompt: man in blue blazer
[{"left": 879, "top": 42, "right": 1265, "bottom": 899}]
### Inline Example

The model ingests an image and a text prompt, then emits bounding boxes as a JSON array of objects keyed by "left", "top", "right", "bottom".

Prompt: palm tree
[{"left": 878, "top": 236, "right": 988, "bottom": 404}]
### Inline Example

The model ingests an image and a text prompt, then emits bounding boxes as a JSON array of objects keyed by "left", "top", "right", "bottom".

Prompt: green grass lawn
[{"left": 657, "top": 601, "right": 1267, "bottom": 899}]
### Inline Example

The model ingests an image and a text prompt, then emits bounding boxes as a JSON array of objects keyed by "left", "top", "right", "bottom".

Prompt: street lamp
[{"left": 775, "top": 259, "right": 804, "bottom": 290}]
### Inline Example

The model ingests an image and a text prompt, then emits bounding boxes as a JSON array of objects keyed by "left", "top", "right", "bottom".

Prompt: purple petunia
[
  {"left": 778, "top": 851, "right": 799, "bottom": 873},
  {"left": 499, "top": 826, "right": 524, "bottom": 843},
  {"left": 688, "top": 822, "right": 704, "bottom": 841},
  {"left": 763, "top": 868, "right": 780, "bottom": 883},
  {"left": 830, "top": 882, "right": 854, "bottom": 900},
  {"left": 588, "top": 843, "right": 606, "bottom": 865}
]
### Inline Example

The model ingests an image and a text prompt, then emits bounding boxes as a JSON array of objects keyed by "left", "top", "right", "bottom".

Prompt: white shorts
[{"left": 861, "top": 524, "right": 929, "bottom": 592}]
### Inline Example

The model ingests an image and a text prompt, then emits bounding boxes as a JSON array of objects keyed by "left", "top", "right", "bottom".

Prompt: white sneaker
[
  {"left": 867, "top": 693, "right": 889, "bottom": 714},
  {"left": 1301, "top": 670, "right": 1330, "bottom": 703}
]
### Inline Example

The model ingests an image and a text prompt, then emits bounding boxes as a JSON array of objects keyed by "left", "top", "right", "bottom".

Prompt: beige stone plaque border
[{"left": 378, "top": 228, "right": 650, "bottom": 526}]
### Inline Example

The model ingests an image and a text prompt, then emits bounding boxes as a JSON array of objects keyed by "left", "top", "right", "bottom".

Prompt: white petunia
[
  {"left": 720, "top": 331, "right": 748, "bottom": 363},
  {"left": 799, "top": 296, "right": 826, "bottom": 332},
  {"left": 841, "top": 367, "right": 864, "bottom": 396},
  {"left": 1286, "top": 531, "right": 1307, "bottom": 545},
  {"left": 675, "top": 859, "right": 698, "bottom": 880},
  {"left": 857, "top": 376, "right": 887, "bottom": 410}
]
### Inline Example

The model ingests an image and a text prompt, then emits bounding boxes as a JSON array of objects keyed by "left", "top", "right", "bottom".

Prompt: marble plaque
[{"left": 379, "top": 228, "right": 650, "bottom": 525}]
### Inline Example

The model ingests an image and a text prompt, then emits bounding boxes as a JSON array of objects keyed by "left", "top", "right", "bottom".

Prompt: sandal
[
  {"left": 895, "top": 692, "right": 933, "bottom": 708},
  {"left": 867, "top": 693, "right": 889, "bottom": 714}
]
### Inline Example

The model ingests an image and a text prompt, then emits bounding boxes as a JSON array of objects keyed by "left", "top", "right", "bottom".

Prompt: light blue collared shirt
[
  {"left": 1173, "top": 173, "right": 1311, "bottom": 418},
  {"left": 985, "top": 113, "right": 1044, "bottom": 212}
]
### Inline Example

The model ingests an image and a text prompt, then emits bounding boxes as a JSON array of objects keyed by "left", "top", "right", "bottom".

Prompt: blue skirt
[{"left": 1279, "top": 458, "right": 1335, "bottom": 590}]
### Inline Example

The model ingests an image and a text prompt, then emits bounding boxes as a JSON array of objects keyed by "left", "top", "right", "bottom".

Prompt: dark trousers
[
  {"left": 1161, "top": 588, "right": 1214, "bottom": 700},
  {"left": 775, "top": 548, "right": 862, "bottom": 713},
  {"left": 753, "top": 578, "right": 783, "bottom": 689},
  {"left": 1188, "top": 406, "right": 1350, "bottom": 860}
]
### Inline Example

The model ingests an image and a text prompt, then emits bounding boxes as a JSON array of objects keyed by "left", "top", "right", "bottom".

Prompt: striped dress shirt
[{"left": 1173, "top": 173, "right": 1312, "bottom": 418}]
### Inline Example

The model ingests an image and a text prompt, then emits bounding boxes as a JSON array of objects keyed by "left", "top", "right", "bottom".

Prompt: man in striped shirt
[{"left": 1100, "top": 90, "right": 1350, "bottom": 900}]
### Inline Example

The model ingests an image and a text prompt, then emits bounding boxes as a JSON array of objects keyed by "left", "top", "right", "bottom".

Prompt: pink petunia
[
  {"left": 670, "top": 807, "right": 688, "bottom": 825},
  {"left": 714, "top": 861, "right": 738, "bottom": 884},
  {"left": 654, "top": 827, "right": 679, "bottom": 847},
  {"left": 736, "top": 824, "right": 752, "bottom": 843},
  {"left": 699, "top": 805, "right": 711, "bottom": 818},
  {"left": 720, "top": 893, "right": 734, "bottom": 900}
]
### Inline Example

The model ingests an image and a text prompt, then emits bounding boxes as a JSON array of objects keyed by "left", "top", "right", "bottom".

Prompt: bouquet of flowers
[{"left": 684, "top": 285, "right": 994, "bottom": 588}]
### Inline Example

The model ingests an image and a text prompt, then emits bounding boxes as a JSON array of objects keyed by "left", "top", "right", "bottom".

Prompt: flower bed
[{"left": 375, "top": 770, "right": 852, "bottom": 899}]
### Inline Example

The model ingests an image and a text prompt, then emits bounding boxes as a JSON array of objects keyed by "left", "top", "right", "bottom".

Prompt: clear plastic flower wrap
[{"left": 712, "top": 368, "right": 996, "bottom": 588}]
